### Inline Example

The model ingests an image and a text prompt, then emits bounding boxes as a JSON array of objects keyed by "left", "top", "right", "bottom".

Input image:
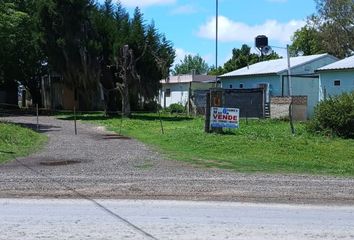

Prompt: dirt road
[{"left": 1, "top": 115, "right": 353, "bottom": 204}]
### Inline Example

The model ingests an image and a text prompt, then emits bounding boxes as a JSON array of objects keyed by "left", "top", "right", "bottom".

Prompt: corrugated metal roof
[
  {"left": 160, "top": 74, "right": 216, "bottom": 84},
  {"left": 220, "top": 53, "right": 331, "bottom": 77},
  {"left": 317, "top": 55, "right": 354, "bottom": 71}
]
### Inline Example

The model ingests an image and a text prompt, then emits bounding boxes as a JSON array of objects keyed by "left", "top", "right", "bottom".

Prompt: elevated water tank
[{"left": 255, "top": 35, "right": 268, "bottom": 49}]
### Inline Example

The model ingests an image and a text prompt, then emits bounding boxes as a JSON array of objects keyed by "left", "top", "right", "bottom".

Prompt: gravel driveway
[{"left": 1, "top": 115, "right": 354, "bottom": 204}]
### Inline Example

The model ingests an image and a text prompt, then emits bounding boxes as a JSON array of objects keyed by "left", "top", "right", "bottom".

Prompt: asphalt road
[{"left": 1, "top": 199, "right": 354, "bottom": 240}]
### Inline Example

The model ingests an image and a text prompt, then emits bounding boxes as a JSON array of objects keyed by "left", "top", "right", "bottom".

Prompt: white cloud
[
  {"left": 197, "top": 16, "right": 305, "bottom": 44},
  {"left": 174, "top": 48, "right": 194, "bottom": 65},
  {"left": 117, "top": 0, "right": 176, "bottom": 8},
  {"left": 202, "top": 53, "right": 213, "bottom": 64},
  {"left": 170, "top": 4, "right": 198, "bottom": 15}
]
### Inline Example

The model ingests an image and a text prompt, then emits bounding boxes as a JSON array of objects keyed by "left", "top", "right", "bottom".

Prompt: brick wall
[{"left": 270, "top": 96, "right": 308, "bottom": 121}]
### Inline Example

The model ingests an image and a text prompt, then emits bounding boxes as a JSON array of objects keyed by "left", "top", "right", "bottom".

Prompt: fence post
[
  {"left": 158, "top": 110, "right": 165, "bottom": 134},
  {"left": 36, "top": 104, "right": 39, "bottom": 131},
  {"left": 74, "top": 106, "right": 77, "bottom": 135},
  {"left": 205, "top": 92, "right": 210, "bottom": 133}
]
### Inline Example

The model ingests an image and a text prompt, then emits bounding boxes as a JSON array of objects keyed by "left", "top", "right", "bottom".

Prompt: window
[
  {"left": 334, "top": 80, "right": 341, "bottom": 86},
  {"left": 165, "top": 88, "right": 171, "bottom": 97},
  {"left": 239, "top": 83, "right": 244, "bottom": 89}
]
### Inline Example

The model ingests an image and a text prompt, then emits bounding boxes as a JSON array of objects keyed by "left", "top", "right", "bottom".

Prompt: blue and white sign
[{"left": 210, "top": 107, "right": 240, "bottom": 129}]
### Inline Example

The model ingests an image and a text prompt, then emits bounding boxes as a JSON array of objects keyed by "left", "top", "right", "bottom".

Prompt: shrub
[
  {"left": 143, "top": 101, "right": 161, "bottom": 112},
  {"left": 307, "top": 91, "right": 354, "bottom": 138},
  {"left": 168, "top": 103, "right": 185, "bottom": 113}
]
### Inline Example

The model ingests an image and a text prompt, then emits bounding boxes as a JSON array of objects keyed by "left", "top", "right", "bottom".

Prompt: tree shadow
[
  {"left": 0, "top": 150, "right": 15, "bottom": 154},
  {"left": 57, "top": 115, "right": 111, "bottom": 121},
  {"left": 130, "top": 114, "right": 194, "bottom": 122},
  {"left": 58, "top": 113, "right": 194, "bottom": 122},
  {"left": 1, "top": 121, "right": 61, "bottom": 133}
]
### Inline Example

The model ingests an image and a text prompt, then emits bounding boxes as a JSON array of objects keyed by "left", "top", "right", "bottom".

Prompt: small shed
[
  {"left": 317, "top": 55, "right": 354, "bottom": 99},
  {"left": 159, "top": 74, "right": 216, "bottom": 108}
]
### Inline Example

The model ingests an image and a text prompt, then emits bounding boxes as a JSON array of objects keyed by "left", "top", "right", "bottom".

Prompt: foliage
[
  {"left": 0, "top": 0, "right": 44, "bottom": 103},
  {"left": 289, "top": 25, "right": 325, "bottom": 56},
  {"left": 71, "top": 113, "right": 354, "bottom": 176},
  {"left": 208, "top": 44, "right": 280, "bottom": 75},
  {"left": 290, "top": 0, "right": 354, "bottom": 58},
  {"left": 143, "top": 100, "right": 161, "bottom": 112},
  {"left": 307, "top": 92, "right": 354, "bottom": 138},
  {"left": 223, "top": 44, "right": 280, "bottom": 74},
  {"left": 172, "top": 54, "right": 209, "bottom": 75},
  {"left": 91, "top": 2, "right": 175, "bottom": 114},
  {"left": 0, "top": 122, "right": 47, "bottom": 163},
  {"left": 37, "top": 0, "right": 102, "bottom": 108},
  {"left": 208, "top": 66, "right": 225, "bottom": 76},
  {"left": 1, "top": 0, "right": 175, "bottom": 112},
  {"left": 315, "top": 0, "right": 354, "bottom": 58},
  {"left": 167, "top": 103, "right": 185, "bottom": 113}
]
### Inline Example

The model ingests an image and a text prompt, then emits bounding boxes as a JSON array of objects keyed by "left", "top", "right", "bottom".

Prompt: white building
[{"left": 159, "top": 74, "right": 216, "bottom": 108}]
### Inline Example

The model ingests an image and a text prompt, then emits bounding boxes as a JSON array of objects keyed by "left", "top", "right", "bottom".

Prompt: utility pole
[
  {"left": 286, "top": 44, "right": 292, "bottom": 96},
  {"left": 216, "top": 0, "right": 218, "bottom": 69}
]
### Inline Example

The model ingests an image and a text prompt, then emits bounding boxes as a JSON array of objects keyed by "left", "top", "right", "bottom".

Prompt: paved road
[
  {"left": 1, "top": 199, "right": 354, "bottom": 240},
  {"left": 0, "top": 115, "right": 354, "bottom": 204}
]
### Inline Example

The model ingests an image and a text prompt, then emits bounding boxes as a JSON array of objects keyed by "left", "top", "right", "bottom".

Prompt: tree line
[
  {"left": 1, "top": 0, "right": 352, "bottom": 112},
  {"left": 0, "top": 0, "right": 175, "bottom": 115}
]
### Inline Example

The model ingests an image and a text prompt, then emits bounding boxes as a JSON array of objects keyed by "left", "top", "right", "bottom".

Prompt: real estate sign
[{"left": 210, "top": 107, "right": 240, "bottom": 129}]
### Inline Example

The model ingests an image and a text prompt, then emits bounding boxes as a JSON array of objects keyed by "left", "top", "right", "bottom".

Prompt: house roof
[
  {"left": 317, "top": 55, "right": 354, "bottom": 71},
  {"left": 220, "top": 53, "right": 334, "bottom": 78},
  {"left": 161, "top": 74, "right": 216, "bottom": 84}
]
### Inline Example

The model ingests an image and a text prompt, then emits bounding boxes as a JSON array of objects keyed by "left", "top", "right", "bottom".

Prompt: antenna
[{"left": 261, "top": 45, "right": 273, "bottom": 56}]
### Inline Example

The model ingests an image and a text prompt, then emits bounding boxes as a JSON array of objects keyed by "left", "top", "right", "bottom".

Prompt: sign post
[{"left": 210, "top": 107, "right": 240, "bottom": 129}]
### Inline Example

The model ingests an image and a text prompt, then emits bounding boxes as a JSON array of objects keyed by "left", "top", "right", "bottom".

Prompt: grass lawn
[
  {"left": 62, "top": 113, "right": 354, "bottom": 176},
  {"left": 0, "top": 122, "right": 47, "bottom": 164}
]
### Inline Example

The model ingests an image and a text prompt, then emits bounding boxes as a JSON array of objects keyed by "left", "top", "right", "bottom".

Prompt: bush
[
  {"left": 307, "top": 92, "right": 354, "bottom": 138},
  {"left": 168, "top": 103, "right": 185, "bottom": 114},
  {"left": 143, "top": 101, "right": 161, "bottom": 112}
]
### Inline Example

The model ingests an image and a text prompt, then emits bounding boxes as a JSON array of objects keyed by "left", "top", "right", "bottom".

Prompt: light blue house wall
[
  {"left": 219, "top": 54, "right": 338, "bottom": 118},
  {"left": 291, "top": 77, "right": 320, "bottom": 118},
  {"left": 221, "top": 75, "right": 281, "bottom": 95},
  {"left": 319, "top": 70, "right": 354, "bottom": 98},
  {"left": 290, "top": 57, "right": 338, "bottom": 75}
]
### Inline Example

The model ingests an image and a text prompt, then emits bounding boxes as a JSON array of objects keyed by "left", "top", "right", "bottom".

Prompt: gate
[{"left": 208, "top": 88, "right": 265, "bottom": 118}]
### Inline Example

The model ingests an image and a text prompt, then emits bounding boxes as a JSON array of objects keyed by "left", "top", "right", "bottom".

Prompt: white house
[
  {"left": 219, "top": 53, "right": 338, "bottom": 118},
  {"left": 317, "top": 55, "right": 354, "bottom": 99},
  {"left": 159, "top": 74, "right": 216, "bottom": 108}
]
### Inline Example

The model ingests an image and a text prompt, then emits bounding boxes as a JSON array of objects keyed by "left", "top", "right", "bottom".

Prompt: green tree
[
  {"left": 210, "top": 44, "right": 280, "bottom": 75},
  {"left": 207, "top": 66, "right": 224, "bottom": 76},
  {"left": 0, "top": 0, "right": 44, "bottom": 104},
  {"left": 315, "top": 0, "right": 354, "bottom": 58},
  {"left": 95, "top": 4, "right": 175, "bottom": 115},
  {"left": 172, "top": 54, "right": 209, "bottom": 75},
  {"left": 37, "top": 0, "right": 102, "bottom": 109},
  {"left": 290, "top": 0, "right": 354, "bottom": 58},
  {"left": 289, "top": 25, "right": 325, "bottom": 56}
]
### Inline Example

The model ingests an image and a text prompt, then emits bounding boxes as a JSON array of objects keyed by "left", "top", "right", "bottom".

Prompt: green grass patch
[
  {"left": 60, "top": 113, "right": 354, "bottom": 176},
  {"left": 0, "top": 122, "right": 47, "bottom": 163}
]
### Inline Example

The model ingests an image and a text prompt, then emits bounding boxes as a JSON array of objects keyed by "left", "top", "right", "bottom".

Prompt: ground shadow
[
  {"left": 58, "top": 114, "right": 194, "bottom": 122},
  {"left": 1, "top": 121, "right": 61, "bottom": 133},
  {"left": 130, "top": 114, "right": 194, "bottom": 122},
  {"left": 0, "top": 150, "right": 15, "bottom": 154}
]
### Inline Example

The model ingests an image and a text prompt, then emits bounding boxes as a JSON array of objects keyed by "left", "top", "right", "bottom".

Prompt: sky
[{"left": 108, "top": 0, "right": 317, "bottom": 67}]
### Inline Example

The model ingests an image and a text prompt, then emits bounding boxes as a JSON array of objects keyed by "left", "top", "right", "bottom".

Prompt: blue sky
[{"left": 110, "top": 0, "right": 316, "bottom": 67}]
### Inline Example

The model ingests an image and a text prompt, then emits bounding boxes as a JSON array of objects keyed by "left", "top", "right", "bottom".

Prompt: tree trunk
[{"left": 121, "top": 83, "right": 130, "bottom": 117}]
